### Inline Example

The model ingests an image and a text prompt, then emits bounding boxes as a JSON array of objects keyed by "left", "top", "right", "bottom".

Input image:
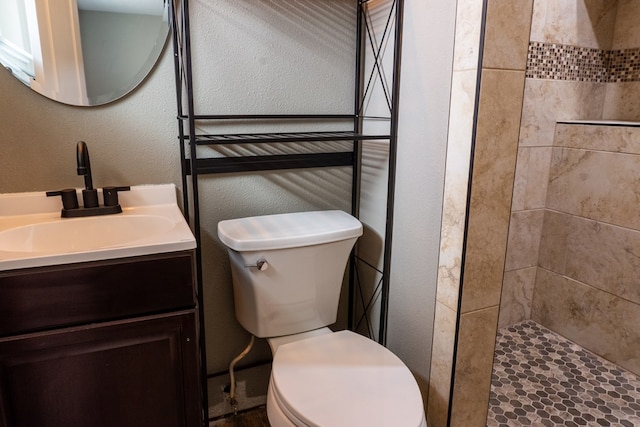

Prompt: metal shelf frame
[{"left": 170, "top": 0, "right": 403, "bottom": 424}]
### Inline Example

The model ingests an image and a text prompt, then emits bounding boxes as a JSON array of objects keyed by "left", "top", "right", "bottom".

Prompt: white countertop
[{"left": 0, "top": 184, "right": 196, "bottom": 271}]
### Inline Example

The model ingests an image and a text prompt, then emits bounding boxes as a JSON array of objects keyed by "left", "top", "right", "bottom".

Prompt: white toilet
[{"left": 218, "top": 210, "right": 427, "bottom": 427}]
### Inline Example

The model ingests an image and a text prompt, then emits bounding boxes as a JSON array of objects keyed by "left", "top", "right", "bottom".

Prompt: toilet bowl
[
  {"left": 266, "top": 328, "right": 427, "bottom": 427},
  {"left": 218, "top": 210, "right": 427, "bottom": 427}
]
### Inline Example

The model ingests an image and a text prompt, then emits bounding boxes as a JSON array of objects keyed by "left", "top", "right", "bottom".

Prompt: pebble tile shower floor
[{"left": 488, "top": 320, "right": 640, "bottom": 426}]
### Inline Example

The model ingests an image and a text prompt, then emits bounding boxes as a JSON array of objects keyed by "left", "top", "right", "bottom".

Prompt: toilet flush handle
[{"left": 256, "top": 258, "right": 269, "bottom": 271}]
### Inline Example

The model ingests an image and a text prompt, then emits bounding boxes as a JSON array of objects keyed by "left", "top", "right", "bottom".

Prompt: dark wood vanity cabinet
[{"left": 0, "top": 252, "right": 202, "bottom": 427}]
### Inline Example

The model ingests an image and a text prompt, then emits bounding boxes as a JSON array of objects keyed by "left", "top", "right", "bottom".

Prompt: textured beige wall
[
  {"left": 0, "top": 1, "right": 355, "bottom": 379},
  {"left": 186, "top": 1, "right": 356, "bottom": 378},
  {"left": 386, "top": 0, "right": 455, "bottom": 407},
  {"left": 0, "top": 47, "right": 179, "bottom": 193},
  {"left": 2, "top": 0, "right": 455, "bottom": 418}
]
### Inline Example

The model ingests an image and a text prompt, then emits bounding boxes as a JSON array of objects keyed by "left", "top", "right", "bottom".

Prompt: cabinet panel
[
  {"left": 0, "top": 252, "right": 195, "bottom": 336},
  {"left": 0, "top": 311, "right": 200, "bottom": 427}
]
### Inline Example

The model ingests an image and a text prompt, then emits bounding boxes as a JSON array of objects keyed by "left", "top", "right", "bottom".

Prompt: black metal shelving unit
[{"left": 170, "top": 0, "right": 403, "bottom": 423}]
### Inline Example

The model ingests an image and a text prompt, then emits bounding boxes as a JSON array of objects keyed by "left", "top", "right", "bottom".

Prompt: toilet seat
[{"left": 270, "top": 330, "right": 426, "bottom": 427}]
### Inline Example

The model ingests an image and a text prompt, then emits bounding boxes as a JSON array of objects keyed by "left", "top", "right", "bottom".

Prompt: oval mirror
[{"left": 0, "top": 0, "right": 169, "bottom": 106}]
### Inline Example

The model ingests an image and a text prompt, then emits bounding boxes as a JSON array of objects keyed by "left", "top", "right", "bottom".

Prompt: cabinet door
[{"left": 0, "top": 311, "right": 201, "bottom": 427}]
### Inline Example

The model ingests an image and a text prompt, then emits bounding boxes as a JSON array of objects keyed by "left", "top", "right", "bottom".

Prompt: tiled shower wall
[
  {"left": 500, "top": 0, "right": 640, "bottom": 375},
  {"left": 428, "top": 0, "right": 532, "bottom": 425},
  {"left": 534, "top": 123, "right": 640, "bottom": 376},
  {"left": 429, "top": 0, "right": 640, "bottom": 426},
  {"left": 501, "top": 1, "right": 616, "bottom": 332}
]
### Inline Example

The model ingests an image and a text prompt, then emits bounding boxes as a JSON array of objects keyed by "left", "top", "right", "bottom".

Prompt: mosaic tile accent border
[
  {"left": 526, "top": 42, "right": 640, "bottom": 83},
  {"left": 488, "top": 320, "right": 640, "bottom": 427}
]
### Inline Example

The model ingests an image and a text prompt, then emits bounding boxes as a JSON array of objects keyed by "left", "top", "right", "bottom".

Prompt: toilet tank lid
[{"left": 217, "top": 210, "right": 363, "bottom": 251}]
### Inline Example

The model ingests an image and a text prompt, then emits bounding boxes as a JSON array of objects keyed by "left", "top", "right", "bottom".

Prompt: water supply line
[{"left": 228, "top": 334, "right": 255, "bottom": 411}]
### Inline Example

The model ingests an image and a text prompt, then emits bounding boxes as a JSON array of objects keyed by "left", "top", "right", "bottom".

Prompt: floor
[
  {"left": 208, "top": 320, "right": 640, "bottom": 427},
  {"left": 209, "top": 406, "right": 270, "bottom": 427},
  {"left": 488, "top": 320, "right": 640, "bottom": 427}
]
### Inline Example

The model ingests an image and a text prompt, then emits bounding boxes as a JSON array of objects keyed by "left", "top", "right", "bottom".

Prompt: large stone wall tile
[
  {"left": 436, "top": 70, "right": 477, "bottom": 311},
  {"left": 462, "top": 205, "right": 509, "bottom": 312},
  {"left": 555, "top": 123, "right": 640, "bottom": 155},
  {"left": 530, "top": 0, "right": 616, "bottom": 48},
  {"left": 519, "top": 79, "right": 606, "bottom": 148},
  {"left": 546, "top": 147, "right": 640, "bottom": 229},
  {"left": 532, "top": 268, "right": 640, "bottom": 376},
  {"left": 427, "top": 302, "right": 458, "bottom": 427},
  {"left": 452, "top": 0, "right": 483, "bottom": 71},
  {"left": 472, "top": 69, "right": 524, "bottom": 189},
  {"left": 461, "top": 70, "right": 523, "bottom": 313},
  {"left": 612, "top": 0, "right": 640, "bottom": 49},
  {"left": 532, "top": 269, "right": 618, "bottom": 363},
  {"left": 603, "top": 82, "right": 640, "bottom": 121},
  {"left": 498, "top": 266, "right": 536, "bottom": 328},
  {"left": 450, "top": 306, "right": 499, "bottom": 427},
  {"left": 538, "top": 210, "right": 571, "bottom": 274},
  {"left": 510, "top": 148, "right": 528, "bottom": 212},
  {"left": 482, "top": 0, "right": 533, "bottom": 71},
  {"left": 616, "top": 302, "right": 640, "bottom": 375},
  {"left": 524, "top": 147, "right": 552, "bottom": 210},
  {"left": 511, "top": 147, "right": 552, "bottom": 211},
  {"left": 504, "top": 209, "right": 544, "bottom": 270},
  {"left": 566, "top": 217, "right": 640, "bottom": 306}
]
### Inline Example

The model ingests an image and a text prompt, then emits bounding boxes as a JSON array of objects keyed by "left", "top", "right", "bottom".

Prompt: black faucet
[
  {"left": 77, "top": 141, "right": 93, "bottom": 191},
  {"left": 46, "top": 141, "right": 130, "bottom": 217},
  {"left": 76, "top": 141, "right": 99, "bottom": 208}
]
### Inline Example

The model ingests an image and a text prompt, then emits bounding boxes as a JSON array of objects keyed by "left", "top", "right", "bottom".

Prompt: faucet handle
[
  {"left": 102, "top": 186, "right": 131, "bottom": 207},
  {"left": 46, "top": 189, "right": 79, "bottom": 210},
  {"left": 82, "top": 189, "right": 99, "bottom": 208}
]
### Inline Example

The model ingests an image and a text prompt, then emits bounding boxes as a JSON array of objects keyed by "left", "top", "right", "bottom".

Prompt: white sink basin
[
  {"left": 0, "top": 184, "right": 196, "bottom": 271},
  {"left": 0, "top": 215, "right": 175, "bottom": 253}
]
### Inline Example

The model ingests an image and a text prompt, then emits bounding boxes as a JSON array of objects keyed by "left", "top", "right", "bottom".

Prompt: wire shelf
[{"left": 183, "top": 131, "right": 391, "bottom": 145}]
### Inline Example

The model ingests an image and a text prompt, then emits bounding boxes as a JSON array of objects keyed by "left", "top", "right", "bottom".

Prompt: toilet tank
[{"left": 218, "top": 210, "right": 363, "bottom": 338}]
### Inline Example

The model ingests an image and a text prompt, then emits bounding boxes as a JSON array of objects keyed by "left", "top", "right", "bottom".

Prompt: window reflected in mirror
[{"left": 0, "top": 0, "right": 169, "bottom": 106}]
